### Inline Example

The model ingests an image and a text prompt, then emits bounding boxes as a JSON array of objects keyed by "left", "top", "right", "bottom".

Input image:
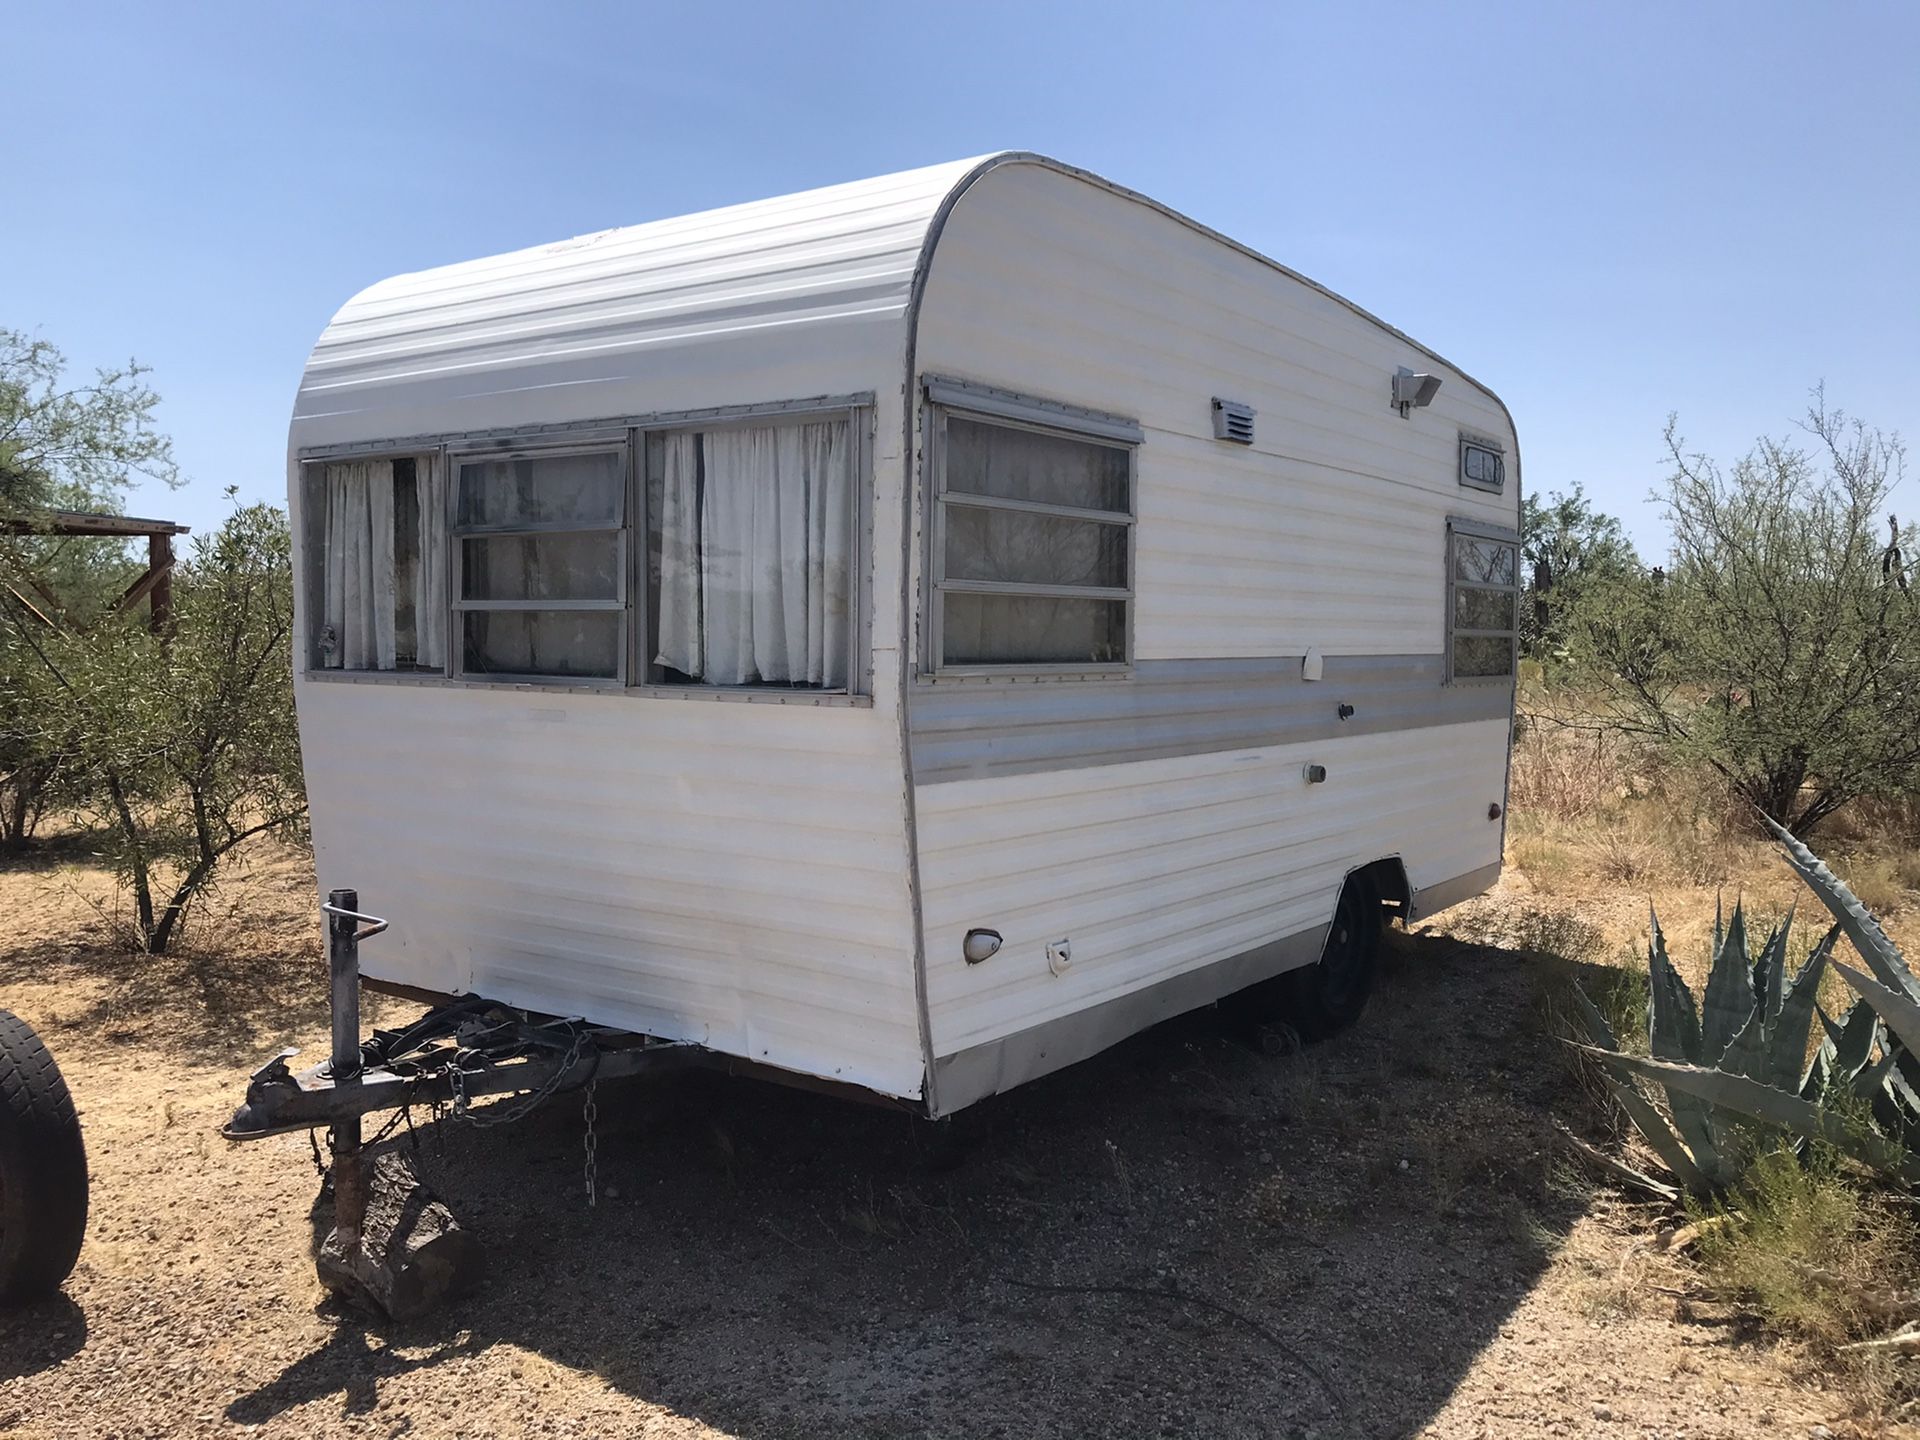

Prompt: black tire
[
  {"left": 1276, "top": 872, "right": 1383, "bottom": 1041},
  {"left": 0, "top": 1009, "right": 89, "bottom": 1303}
]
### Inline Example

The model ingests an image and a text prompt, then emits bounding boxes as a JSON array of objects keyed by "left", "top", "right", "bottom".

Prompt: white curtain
[
  {"left": 655, "top": 432, "right": 704, "bottom": 677},
  {"left": 321, "top": 456, "right": 444, "bottom": 671},
  {"left": 655, "top": 421, "right": 851, "bottom": 687},
  {"left": 412, "top": 456, "right": 447, "bottom": 669}
]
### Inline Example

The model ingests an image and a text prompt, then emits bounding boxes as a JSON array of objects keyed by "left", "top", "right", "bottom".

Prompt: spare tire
[{"left": 0, "top": 1008, "right": 88, "bottom": 1303}]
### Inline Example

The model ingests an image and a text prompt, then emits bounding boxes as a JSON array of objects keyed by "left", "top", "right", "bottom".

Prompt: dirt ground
[{"left": 0, "top": 839, "right": 1888, "bottom": 1439}]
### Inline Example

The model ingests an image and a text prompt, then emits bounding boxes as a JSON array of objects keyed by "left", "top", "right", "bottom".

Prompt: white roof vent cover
[{"left": 1211, "top": 397, "right": 1255, "bottom": 445}]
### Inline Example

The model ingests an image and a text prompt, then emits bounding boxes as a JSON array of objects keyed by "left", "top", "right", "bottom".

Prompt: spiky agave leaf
[
  {"left": 1701, "top": 899, "right": 1758, "bottom": 1063},
  {"left": 1645, "top": 907, "right": 1722, "bottom": 1169},
  {"left": 1752, "top": 904, "right": 1795, "bottom": 1024},
  {"left": 1802, "top": 1036, "right": 1835, "bottom": 1100},
  {"left": 1824, "top": 1002, "right": 1881, "bottom": 1084},
  {"left": 1856, "top": 1047, "right": 1905, "bottom": 1103},
  {"left": 1766, "top": 816, "right": 1920, "bottom": 1006},
  {"left": 1574, "top": 1045, "right": 1920, "bottom": 1185},
  {"left": 1885, "top": 1057, "right": 1920, "bottom": 1134},
  {"left": 1647, "top": 908, "right": 1704, "bottom": 1063},
  {"left": 1718, "top": 1010, "right": 1771, "bottom": 1081},
  {"left": 1833, "top": 959, "right": 1920, "bottom": 1066},
  {"left": 1567, "top": 984, "right": 1718, "bottom": 1196},
  {"left": 1566, "top": 983, "right": 1619, "bottom": 1050},
  {"left": 1763, "top": 924, "right": 1836, "bottom": 1094},
  {"left": 1861, "top": 1046, "right": 1920, "bottom": 1140}
]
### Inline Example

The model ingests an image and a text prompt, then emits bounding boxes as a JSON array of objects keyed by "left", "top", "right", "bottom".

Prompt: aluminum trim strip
[{"left": 906, "top": 653, "right": 1510, "bottom": 784}]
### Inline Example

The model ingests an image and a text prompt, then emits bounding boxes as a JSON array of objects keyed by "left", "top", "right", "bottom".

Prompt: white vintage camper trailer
[{"left": 288, "top": 152, "right": 1519, "bottom": 1120}]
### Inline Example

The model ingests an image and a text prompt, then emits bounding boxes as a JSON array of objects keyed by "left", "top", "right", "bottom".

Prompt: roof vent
[{"left": 1211, "top": 398, "right": 1255, "bottom": 445}]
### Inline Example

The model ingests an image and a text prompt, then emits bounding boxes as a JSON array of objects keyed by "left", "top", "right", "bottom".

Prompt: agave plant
[{"left": 1570, "top": 818, "right": 1920, "bottom": 1195}]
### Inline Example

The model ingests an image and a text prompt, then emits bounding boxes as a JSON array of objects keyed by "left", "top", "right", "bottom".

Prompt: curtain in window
[
  {"left": 321, "top": 456, "right": 446, "bottom": 671},
  {"left": 411, "top": 457, "right": 448, "bottom": 669},
  {"left": 655, "top": 421, "right": 851, "bottom": 687},
  {"left": 655, "top": 432, "right": 704, "bottom": 677}
]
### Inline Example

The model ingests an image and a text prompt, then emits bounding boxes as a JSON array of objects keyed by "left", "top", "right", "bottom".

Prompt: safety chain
[
  {"left": 452, "top": 1020, "right": 591, "bottom": 1129},
  {"left": 303, "top": 1017, "right": 603, "bottom": 1209},
  {"left": 582, "top": 1079, "right": 599, "bottom": 1208}
]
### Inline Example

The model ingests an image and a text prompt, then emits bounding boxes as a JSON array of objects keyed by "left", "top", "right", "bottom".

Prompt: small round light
[{"left": 963, "top": 928, "right": 1003, "bottom": 965}]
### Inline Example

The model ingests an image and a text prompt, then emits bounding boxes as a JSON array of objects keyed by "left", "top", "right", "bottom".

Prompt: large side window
[
  {"left": 313, "top": 454, "right": 447, "bottom": 672},
  {"left": 306, "top": 405, "right": 863, "bottom": 693},
  {"left": 454, "top": 447, "right": 627, "bottom": 681},
  {"left": 932, "top": 409, "right": 1135, "bottom": 669},
  {"left": 1447, "top": 520, "right": 1519, "bottom": 682},
  {"left": 645, "top": 417, "right": 854, "bottom": 690}
]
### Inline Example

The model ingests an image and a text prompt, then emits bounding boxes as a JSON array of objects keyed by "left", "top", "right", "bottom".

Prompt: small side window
[
  {"left": 1447, "top": 521, "right": 1519, "bottom": 682},
  {"left": 1459, "top": 433, "right": 1506, "bottom": 494},
  {"left": 931, "top": 410, "right": 1135, "bottom": 670}
]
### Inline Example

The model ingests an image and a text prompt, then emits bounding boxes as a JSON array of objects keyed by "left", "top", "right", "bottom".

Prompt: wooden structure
[{"left": 0, "top": 509, "right": 190, "bottom": 632}]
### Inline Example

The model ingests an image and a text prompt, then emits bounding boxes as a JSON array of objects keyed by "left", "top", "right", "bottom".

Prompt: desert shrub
[
  {"left": 0, "top": 328, "right": 178, "bottom": 848},
  {"left": 1519, "top": 482, "right": 1639, "bottom": 660},
  {"left": 31, "top": 502, "right": 305, "bottom": 952},
  {"left": 1692, "top": 1146, "right": 1914, "bottom": 1349},
  {"left": 1566, "top": 394, "right": 1919, "bottom": 838}
]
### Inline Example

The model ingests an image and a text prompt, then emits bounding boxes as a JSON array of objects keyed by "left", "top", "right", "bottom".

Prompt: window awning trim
[
  {"left": 294, "top": 392, "right": 876, "bottom": 463},
  {"left": 924, "top": 375, "right": 1143, "bottom": 445}
]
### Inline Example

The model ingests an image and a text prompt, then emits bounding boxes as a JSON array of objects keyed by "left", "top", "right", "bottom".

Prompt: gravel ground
[{"left": 0, "top": 843, "right": 1885, "bottom": 1439}]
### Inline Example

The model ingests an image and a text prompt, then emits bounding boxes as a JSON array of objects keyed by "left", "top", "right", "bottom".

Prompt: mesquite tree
[
  {"left": 1519, "top": 483, "right": 1639, "bottom": 659},
  {"left": 0, "top": 328, "right": 179, "bottom": 847},
  {"left": 1567, "top": 393, "right": 1916, "bottom": 837},
  {"left": 37, "top": 503, "right": 307, "bottom": 952}
]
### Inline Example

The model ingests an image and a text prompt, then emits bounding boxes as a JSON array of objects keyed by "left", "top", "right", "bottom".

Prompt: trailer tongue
[{"left": 223, "top": 889, "right": 694, "bottom": 1319}]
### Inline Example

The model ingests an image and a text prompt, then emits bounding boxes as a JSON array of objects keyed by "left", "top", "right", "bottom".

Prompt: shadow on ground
[
  {"left": 0, "top": 1293, "right": 87, "bottom": 1384},
  {"left": 223, "top": 931, "right": 1604, "bottom": 1440}
]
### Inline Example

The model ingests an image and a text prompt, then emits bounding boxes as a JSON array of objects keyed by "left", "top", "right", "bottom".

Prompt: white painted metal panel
[
  {"left": 286, "top": 165, "right": 957, "bottom": 1097},
  {"left": 912, "top": 161, "right": 1522, "bottom": 662},
  {"left": 297, "top": 680, "right": 924, "bottom": 1097},
  {"left": 291, "top": 157, "right": 989, "bottom": 453},
  {"left": 915, "top": 721, "right": 1509, "bottom": 1061},
  {"left": 906, "top": 160, "right": 1517, "bottom": 1084}
]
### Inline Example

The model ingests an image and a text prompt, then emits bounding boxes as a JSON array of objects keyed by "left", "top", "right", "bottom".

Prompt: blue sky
[{"left": 11, "top": 1, "right": 1917, "bottom": 555}]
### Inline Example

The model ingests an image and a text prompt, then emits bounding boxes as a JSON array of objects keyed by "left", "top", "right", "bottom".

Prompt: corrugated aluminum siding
[
  {"left": 915, "top": 722, "right": 1509, "bottom": 1062},
  {"left": 292, "top": 156, "right": 989, "bottom": 449},
  {"left": 907, "top": 161, "right": 1517, "bottom": 1074},
  {"left": 298, "top": 681, "right": 925, "bottom": 1097},
  {"left": 912, "top": 161, "right": 1520, "bottom": 661},
  {"left": 286, "top": 165, "right": 987, "bottom": 1100}
]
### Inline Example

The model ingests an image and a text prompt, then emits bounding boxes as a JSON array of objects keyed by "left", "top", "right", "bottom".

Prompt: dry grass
[
  {"left": 1497, "top": 700, "right": 1920, "bottom": 1423},
  {"left": 1504, "top": 698, "right": 1920, "bottom": 996}
]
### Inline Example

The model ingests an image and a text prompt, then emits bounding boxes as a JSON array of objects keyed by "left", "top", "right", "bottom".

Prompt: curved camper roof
[{"left": 292, "top": 152, "right": 1507, "bottom": 451}]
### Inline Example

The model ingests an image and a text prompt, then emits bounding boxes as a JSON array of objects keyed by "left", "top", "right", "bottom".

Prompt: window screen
[
  {"left": 453, "top": 448, "right": 626, "bottom": 681},
  {"left": 1448, "top": 523, "right": 1520, "bottom": 681},
  {"left": 933, "top": 413, "right": 1134, "bottom": 668}
]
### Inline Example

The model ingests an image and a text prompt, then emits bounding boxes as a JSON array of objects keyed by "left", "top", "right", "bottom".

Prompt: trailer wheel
[
  {"left": 1279, "top": 872, "right": 1383, "bottom": 1040},
  {"left": 0, "top": 1009, "right": 89, "bottom": 1304}
]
